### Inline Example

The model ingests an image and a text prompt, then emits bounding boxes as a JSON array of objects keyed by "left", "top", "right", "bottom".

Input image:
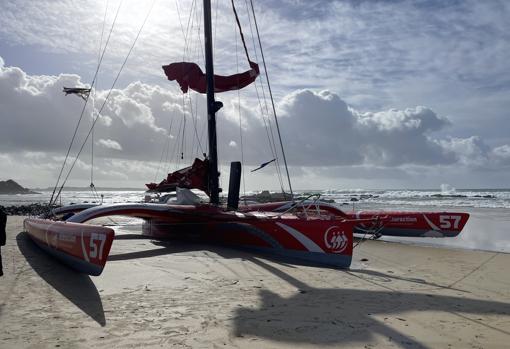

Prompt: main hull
[
  {"left": 24, "top": 203, "right": 357, "bottom": 274},
  {"left": 142, "top": 217, "right": 355, "bottom": 268}
]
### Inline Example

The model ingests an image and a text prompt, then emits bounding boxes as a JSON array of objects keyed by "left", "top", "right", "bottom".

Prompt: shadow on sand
[
  {"left": 16, "top": 232, "right": 106, "bottom": 326},
  {"left": 16, "top": 231, "right": 510, "bottom": 346},
  {"left": 232, "top": 258, "right": 510, "bottom": 348}
]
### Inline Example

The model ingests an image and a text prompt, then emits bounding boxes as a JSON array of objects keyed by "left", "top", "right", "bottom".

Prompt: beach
[{"left": 1, "top": 214, "right": 509, "bottom": 348}]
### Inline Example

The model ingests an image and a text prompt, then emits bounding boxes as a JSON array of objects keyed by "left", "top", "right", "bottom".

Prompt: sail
[
  {"left": 162, "top": 61, "right": 259, "bottom": 94},
  {"left": 146, "top": 158, "right": 210, "bottom": 194}
]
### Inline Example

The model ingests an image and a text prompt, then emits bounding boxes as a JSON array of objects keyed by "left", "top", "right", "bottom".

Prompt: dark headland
[{"left": 0, "top": 179, "right": 39, "bottom": 195}]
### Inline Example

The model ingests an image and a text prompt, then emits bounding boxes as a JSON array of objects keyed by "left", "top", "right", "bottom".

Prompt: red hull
[
  {"left": 23, "top": 199, "right": 469, "bottom": 275},
  {"left": 349, "top": 211, "right": 469, "bottom": 237},
  {"left": 239, "top": 201, "right": 469, "bottom": 238},
  {"left": 24, "top": 203, "right": 358, "bottom": 273},
  {"left": 24, "top": 218, "right": 114, "bottom": 276}
]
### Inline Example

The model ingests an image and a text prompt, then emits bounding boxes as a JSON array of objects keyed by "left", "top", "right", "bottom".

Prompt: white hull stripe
[
  {"left": 80, "top": 230, "right": 90, "bottom": 262},
  {"left": 422, "top": 214, "right": 440, "bottom": 231},
  {"left": 275, "top": 222, "right": 324, "bottom": 252}
]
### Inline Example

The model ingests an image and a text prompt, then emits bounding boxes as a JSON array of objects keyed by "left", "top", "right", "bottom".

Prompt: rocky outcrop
[
  {"left": 0, "top": 204, "right": 53, "bottom": 216},
  {"left": 0, "top": 179, "right": 39, "bottom": 195}
]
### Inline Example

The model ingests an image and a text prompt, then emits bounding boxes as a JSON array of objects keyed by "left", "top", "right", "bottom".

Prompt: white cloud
[
  {"left": 491, "top": 144, "right": 510, "bottom": 166},
  {"left": 97, "top": 138, "right": 122, "bottom": 150},
  {"left": 1, "top": 58, "right": 510, "bottom": 189},
  {"left": 439, "top": 136, "right": 489, "bottom": 167}
]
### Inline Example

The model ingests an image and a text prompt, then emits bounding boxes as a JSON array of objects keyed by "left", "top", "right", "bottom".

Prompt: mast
[{"left": 203, "top": 0, "right": 221, "bottom": 204}]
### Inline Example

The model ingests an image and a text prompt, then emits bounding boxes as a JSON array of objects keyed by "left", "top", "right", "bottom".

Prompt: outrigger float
[{"left": 23, "top": 0, "right": 469, "bottom": 276}]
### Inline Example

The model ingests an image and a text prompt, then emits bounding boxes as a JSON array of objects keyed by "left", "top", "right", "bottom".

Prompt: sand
[{"left": 1, "top": 215, "right": 509, "bottom": 348}]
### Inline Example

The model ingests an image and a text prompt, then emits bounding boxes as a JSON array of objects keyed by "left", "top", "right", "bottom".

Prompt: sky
[{"left": 0, "top": 0, "right": 509, "bottom": 190}]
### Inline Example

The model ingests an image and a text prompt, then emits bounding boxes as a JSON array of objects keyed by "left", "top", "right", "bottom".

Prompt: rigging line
[
  {"left": 250, "top": 75, "right": 285, "bottom": 192},
  {"left": 243, "top": 0, "right": 284, "bottom": 192},
  {"left": 241, "top": 2, "right": 281, "bottom": 178},
  {"left": 91, "top": 0, "right": 110, "bottom": 198},
  {"left": 253, "top": 82, "right": 285, "bottom": 192},
  {"left": 231, "top": 0, "right": 251, "bottom": 63},
  {"left": 174, "top": 0, "right": 187, "bottom": 42},
  {"left": 213, "top": 0, "right": 219, "bottom": 49},
  {"left": 188, "top": 0, "right": 198, "bottom": 60},
  {"left": 181, "top": 102, "right": 186, "bottom": 160},
  {"left": 154, "top": 112, "right": 174, "bottom": 182},
  {"left": 49, "top": 0, "right": 123, "bottom": 207},
  {"left": 195, "top": 1, "right": 205, "bottom": 64},
  {"left": 252, "top": 63, "right": 285, "bottom": 189},
  {"left": 183, "top": 0, "right": 197, "bottom": 59},
  {"left": 249, "top": 0, "right": 294, "bottom": 198},
  {"left": 188, "top": 94, "right": 204, "bottom": 155},
  {"left": 234, "top": 25, "right": 247, "bottom": 198},
  {"left": 52, "top": 1, "right": 155, "bottom": 205},
  {"left": 161, "top": 117, "right": 174, "bottom": 178},
  {"left": 169, "top": 107, "right": 184, "bottom": 171}
]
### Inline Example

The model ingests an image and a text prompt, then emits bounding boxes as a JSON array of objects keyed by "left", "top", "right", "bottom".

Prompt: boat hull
[
  {"left": 23, "top": 202, "right": 356, "bottom": 273},
  {"left": 142, "top": 217, "right": 355, "bottom": 268},
  {"left": 24, "top": 218, "right": 114, "bottom": 276},
  {"left": 350, "top": 211, "right": 470, "bottom": 238},
  {"left": 239, "top": 202, "right": 469, "bottom": 238}
]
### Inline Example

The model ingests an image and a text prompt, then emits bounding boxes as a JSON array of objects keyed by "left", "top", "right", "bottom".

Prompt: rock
[
  {"left": 0, "top": 203, "right": 58, "bottom": 216},
  {"left": 0, "top": 179, "right": 39, "bottom": 195}
]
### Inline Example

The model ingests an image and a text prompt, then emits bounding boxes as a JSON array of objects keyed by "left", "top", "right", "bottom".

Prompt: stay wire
[
  {"left": 242, "top": 0, "right": 283, "bottom": 188},
  {"left": 52, "top": 1, "right": 155, "bottom": 205},
  {"left": 188, "top": 95, "right": 204, "bottom": 155},
  {"left": 243, "top": 0, "right": 284, "bottom": 193},
  {"left": 231, "top": 0, "right": 251, "bottom": 63},
  {"left": 249, "top": 0, "right": 294, "bottom": 198},
  {"left": 49, "top": 0, "right": 124, "bottom": 207},
  {"left": 154, "top": 112, "right": 174, "bottom": 182},
  {"left": 91, "top": 0, "right": 110, "bottom": 201},
  {"left": 234, "top": 18, "right": 247, "bottom": 198}
]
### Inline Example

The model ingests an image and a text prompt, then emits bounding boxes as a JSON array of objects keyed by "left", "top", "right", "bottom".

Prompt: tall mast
[{"left": 203, "top": 0, "right": 221, "bottom": 204}]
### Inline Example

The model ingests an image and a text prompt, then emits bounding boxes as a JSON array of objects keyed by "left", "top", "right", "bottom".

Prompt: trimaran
[{"left": 24, "top": 0, "right": 469, "bottom": 276}]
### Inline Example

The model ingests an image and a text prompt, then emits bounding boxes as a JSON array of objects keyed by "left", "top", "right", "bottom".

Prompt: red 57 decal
[
  {"left": 81, "top": 232, "right": 107, "bottom": 261},
  {"left": 439, "top": 215, "right": 461, "bottom": 230}
]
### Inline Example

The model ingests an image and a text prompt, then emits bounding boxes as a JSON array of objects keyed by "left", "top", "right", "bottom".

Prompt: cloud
[
  {"left": 490, "top": 144, "right": 510, "bottom": 166},
  {"left": 271, "top": 89, "right": 454, "bottom": 166},
  {"left": 1, "top": 58, "right": 509, "bottom": 188},
  {"left": 97, "top": 138, "right": 122, "bottom": 150}
]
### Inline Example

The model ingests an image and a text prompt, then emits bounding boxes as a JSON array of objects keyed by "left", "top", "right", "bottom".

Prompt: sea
[
  {"left": 1, "top": 187, "right": 510, "bottom": 209},
  {"left": 1, "top": 186, "right": 509, "bottom": 253}
]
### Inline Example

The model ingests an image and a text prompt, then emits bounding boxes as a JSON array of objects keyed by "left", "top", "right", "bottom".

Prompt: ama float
[{"left": 23, "top": 0, "right": 469, "bottom": 276}]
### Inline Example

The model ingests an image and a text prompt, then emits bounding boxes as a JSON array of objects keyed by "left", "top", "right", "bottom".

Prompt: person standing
[{"left": 0, "top": 208, "right": 6, "bottom": 277}]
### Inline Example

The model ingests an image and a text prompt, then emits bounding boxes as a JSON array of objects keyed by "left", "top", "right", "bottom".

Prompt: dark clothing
[
  {"left": 0, "top": 209, "right": 6, "bottom": 246},
  {"left": 0, "top": 209, "right": 6, "bottom": 276}
]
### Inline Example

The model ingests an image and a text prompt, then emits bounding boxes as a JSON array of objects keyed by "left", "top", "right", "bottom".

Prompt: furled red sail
[
  {"left": 162, "top": 61, "right": 259, "bottom": 94},
  {"left": 146, "top": 158, "right": 210, "bottom": 194}
]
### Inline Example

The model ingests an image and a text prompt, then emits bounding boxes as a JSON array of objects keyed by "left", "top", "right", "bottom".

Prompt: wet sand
[{"left": 1, "top": 215, "right": 509, "bottom": 348}]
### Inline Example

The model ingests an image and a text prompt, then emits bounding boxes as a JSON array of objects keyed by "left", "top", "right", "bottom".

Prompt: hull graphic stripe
[
  {"left": 422, "top": 214, "right": 440, "bottom": 231},
  {"left": 276, "top": 222, "right": 324, "bottom": 252}
]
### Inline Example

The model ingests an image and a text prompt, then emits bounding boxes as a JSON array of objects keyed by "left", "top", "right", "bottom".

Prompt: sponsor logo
[
  {"left": 391, "top": 217, "right": 417, "bottom": 223},
  {"left": 324, "top": 226, "right": 348, "bottom": 253},
  {"left": 58, "top": 233, "right": 76, "bottom": 243}
]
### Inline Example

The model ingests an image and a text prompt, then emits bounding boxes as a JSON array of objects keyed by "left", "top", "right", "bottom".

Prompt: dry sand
[{"left": 1, "top": 215, "right": 509, "bottom": 348}]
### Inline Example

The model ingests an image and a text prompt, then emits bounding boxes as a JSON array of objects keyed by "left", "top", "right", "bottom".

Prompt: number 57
[
  {"left": 89, "top": 233, "right": 106, "bottom": 260},
  {"left": 439, "top": 215, "right": 461, "bottom": 230}
]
